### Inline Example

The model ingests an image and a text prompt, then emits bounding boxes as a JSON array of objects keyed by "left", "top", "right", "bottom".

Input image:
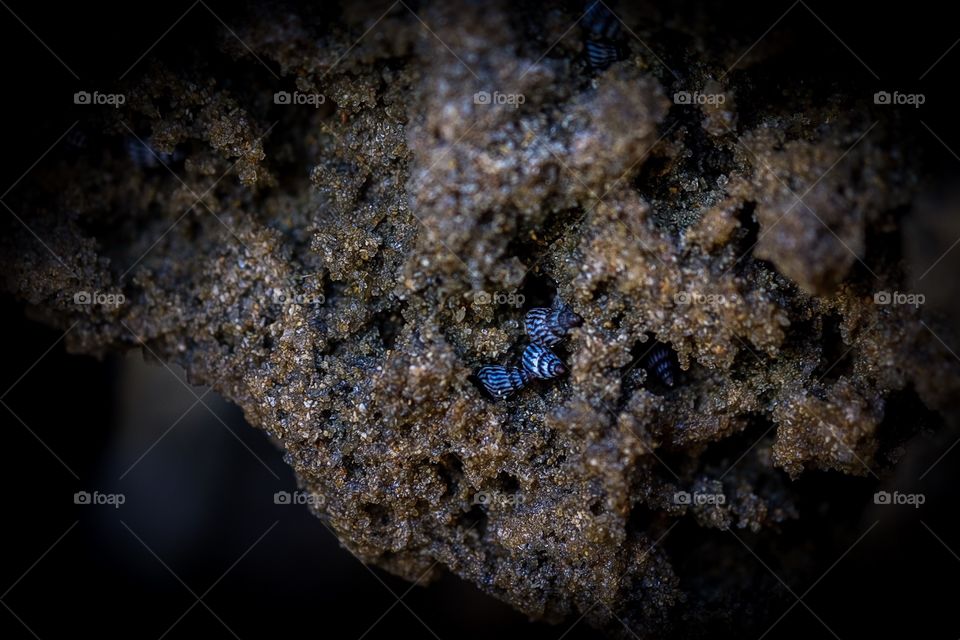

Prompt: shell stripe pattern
[
  {"left": 476, "top": 365, "right": 530, "bottom": 398},
  {"left": 524, "top": 304, "right": 583, "bottom": 347},
  {"left": 583, "top": 1, "right": 624, "bottom": 70},
  {"left": 522, "top": 343, "right": 566, "bottom": 379},
  {"left": 644, "top": 344, "right": 675, "bottom": 386},
  {"left": 585, "top": 39, "right": 621, "bottom": 71},
  {"left": 583, "top": 1, "right": 622, "bottom": 39}
]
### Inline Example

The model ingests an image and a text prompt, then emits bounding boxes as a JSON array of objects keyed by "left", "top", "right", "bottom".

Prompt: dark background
[{"left": 2, "top": 1, "right": 959, "bottom": 638}]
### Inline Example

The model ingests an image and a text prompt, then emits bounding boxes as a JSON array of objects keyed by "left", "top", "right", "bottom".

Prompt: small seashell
[
  {"left": 476, "top": 365, "right": 529, "bottom": 399},
  {"left": 524, "top": 303, "right": 583, "bottom": 347},
  {"left": 584, "top": 38, "right": 623, "bottom": 71},
  {"left": 582, "top": 1, "right": 624, "bottom": 71},
  {"left": 644, "top": 343, "right": 676, "bottom": 387},
  {"left": 583, "top": 1, "right": 622, "bottom": 39},
  {"left": 522, "top": 343, "right": 567, "bottom": 379}
]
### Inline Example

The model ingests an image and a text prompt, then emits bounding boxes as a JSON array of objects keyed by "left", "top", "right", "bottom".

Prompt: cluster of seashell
[{"left": 476, "top": 303, "right": 583, "bottom": 400}]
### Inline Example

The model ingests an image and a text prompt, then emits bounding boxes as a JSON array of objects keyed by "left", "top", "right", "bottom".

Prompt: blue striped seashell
[
  {"left": 525, "top": 303, "right": 583, "bottom": 347},
  {"left": 584, "top": 38, "right": 622, "bottom": 71},
  {"left": 476, "top": 365, "right": 530, "bottom": 399},
  {"left": 583, "top": 1, "right": 622, "bottom": 39},
  {"left": 522, "top": 343, "right": 567, "bottom": 379},
  {"left": 644, "top": 343, "right": 676, "bottom": 387}
]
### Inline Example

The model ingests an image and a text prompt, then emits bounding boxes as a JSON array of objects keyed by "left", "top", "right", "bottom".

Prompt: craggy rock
[
  {"left": 2, "top": 1, "right": 958, "bottom": 636},
  {"left": 730, "top": 122, "right": 914, "bottom": 295}
]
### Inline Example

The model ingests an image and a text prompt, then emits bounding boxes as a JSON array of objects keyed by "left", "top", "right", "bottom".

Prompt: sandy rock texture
[{"left": 2, "top": 1, "right": 957, "bottom": 635}]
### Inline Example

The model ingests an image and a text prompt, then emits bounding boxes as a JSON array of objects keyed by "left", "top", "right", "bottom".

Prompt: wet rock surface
[{"left": 3, "top": 1, "right": 958, "bottom": 636}]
